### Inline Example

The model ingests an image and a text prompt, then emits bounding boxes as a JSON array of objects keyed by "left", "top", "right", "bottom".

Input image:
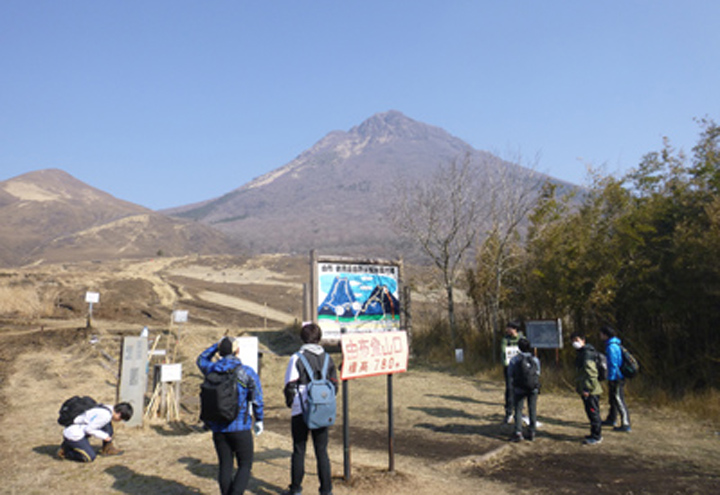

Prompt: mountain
[
  {"left": 0, "top": 169, "right": 237, "bottom": 266},
  {"left": 168, "top": 110, "right": 569, "bottom": 258}
]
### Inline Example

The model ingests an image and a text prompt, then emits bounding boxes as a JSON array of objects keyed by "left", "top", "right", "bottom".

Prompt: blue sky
[{"left": 2, "top": 1, "right": 718, "bottom": 210}]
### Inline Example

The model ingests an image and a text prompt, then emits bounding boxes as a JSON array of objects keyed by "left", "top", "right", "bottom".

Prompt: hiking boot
[
  {"left": 280, "top": 489, "right": 301, "bottom": 495},
  {"left": 509, "top": 432, "right": 523, "bottom": 443},
  {"left": 582, "top": 436, "right": 603, "bottom": 445},
  {"left": 56, "top": 447, "right": 66, "bottom": 460},
  {"left": 613, "top": 425, "right": 632, "bottom": 432},
  {"left": 601, "top": 419, "right": 615, "bottom": 426},
  {"left": 525, "top": 431, "right": 536, "bottom": 441},
  {"left": 100, "top": 441, "right": 124, "bottom": 456}
]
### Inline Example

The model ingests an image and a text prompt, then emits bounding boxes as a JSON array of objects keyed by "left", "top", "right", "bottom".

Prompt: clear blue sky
[{"left": 2, "top": 1, "right": 718, "bottom": 210}]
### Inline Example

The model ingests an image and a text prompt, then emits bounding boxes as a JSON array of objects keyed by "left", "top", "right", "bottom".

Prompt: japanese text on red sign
[{"left": 341, "top": 331, "right": 408, "bottom": 380}]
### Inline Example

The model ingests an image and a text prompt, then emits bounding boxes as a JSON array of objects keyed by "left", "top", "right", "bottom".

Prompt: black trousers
[
  {"left": 212, "top": 430, "right": 254, "bottom": 495},
  {"left": 503, "top": 366, "right": 514, "bottom": 418},
  {"left": 582, "top": 394, "right": 602, "bottom": 440},
  {"left": 290, "top": 414, "right": 332, "bottom": 495}
]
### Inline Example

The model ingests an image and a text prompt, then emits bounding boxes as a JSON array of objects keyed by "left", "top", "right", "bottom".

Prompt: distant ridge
[
  {"left": 0, "top": 169, "right": 237, "bottom": 266},
  {"left": 167, "top": 110, "right": 569, "bottom": 258}
]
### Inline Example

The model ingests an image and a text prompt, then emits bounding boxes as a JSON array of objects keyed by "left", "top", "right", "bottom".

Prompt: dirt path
[{"left": 197, "top": 290, "right": 296, "bottom": 325}]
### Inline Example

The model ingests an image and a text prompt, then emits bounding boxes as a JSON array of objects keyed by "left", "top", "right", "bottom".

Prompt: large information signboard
[
  {"left": 340, "top": 331, "right": 409, "bottom": 380},
  {"left": 316, "top": 260, "right": 400, "bottom": 341},
  {"left": 525, "top": 319, "right": 563, "bottom": 349}
]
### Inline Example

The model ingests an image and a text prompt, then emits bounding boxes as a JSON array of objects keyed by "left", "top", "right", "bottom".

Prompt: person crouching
[{"left": 58, "top": 402, "right": 133, "bottom": 462}]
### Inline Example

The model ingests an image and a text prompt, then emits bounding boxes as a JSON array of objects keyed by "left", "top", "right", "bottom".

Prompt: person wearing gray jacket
[{"left": 281, "top": 323, "right": 338, "bottom": 495}]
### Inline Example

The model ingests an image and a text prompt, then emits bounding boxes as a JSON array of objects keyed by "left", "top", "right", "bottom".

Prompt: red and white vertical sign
[{"left": 340, "top": 331, "right": 408, "bottom": 380}]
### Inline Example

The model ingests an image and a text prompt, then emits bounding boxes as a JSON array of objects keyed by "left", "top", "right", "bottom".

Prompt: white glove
[{"left": 253, "top": 421, "right": 264, "bottom": 436}]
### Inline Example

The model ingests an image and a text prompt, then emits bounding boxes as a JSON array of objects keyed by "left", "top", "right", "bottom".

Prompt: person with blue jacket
[
  {"left": 600, "top": 326, "right": 631, "bottom": 432},
  {"left": 197, "top": 336, "right": 264, "bottom": 495}
]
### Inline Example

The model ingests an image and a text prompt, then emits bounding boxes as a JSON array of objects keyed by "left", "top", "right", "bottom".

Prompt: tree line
[{"left": 396, "top": 119, "right": 720, "bottom": 394}]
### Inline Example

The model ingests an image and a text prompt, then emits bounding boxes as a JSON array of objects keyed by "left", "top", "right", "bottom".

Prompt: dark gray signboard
[
  {"left": 525, "top": 319, "right": 563, "bottom": 349},
  {"left": 119, "top": 336, "right": 148, "bottom": 427}
]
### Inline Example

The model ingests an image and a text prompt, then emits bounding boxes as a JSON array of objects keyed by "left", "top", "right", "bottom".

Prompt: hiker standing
[
  {"left": 500, "top": 321, "right": 523, "bottom": 423},
  {"left": 571, "top": 332, "right": 603, "bottom": 445},
  {"left": 600, "top": 326, "right": 632, "bottom": 432},
  {"left": 282, "top": 323, "right": 338, "bottom": 495},
  {"left": 197, "top": 337, "right": 264, "bottom": 495},
  {"left": 57, "top": 402, "right": 133, "bottom": 462},
  {"left": 507, "top": 337, "right": 540, "bottom": 442}
]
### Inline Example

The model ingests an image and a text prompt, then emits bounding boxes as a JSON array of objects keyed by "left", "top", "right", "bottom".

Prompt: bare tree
[
  {"left": 468, "top": 152, "right": 547, "bottom": 362},
  {"left": 391, "top": 153, "right": 483, "bottom": 350}
]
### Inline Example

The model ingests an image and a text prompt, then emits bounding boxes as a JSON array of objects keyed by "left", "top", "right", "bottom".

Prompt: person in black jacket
[
  {"left": 282, "top": 323, "right": 338, "bottom": 495},
  {"left": 507, "top": 338, "right": 541, "bottom": 442}
]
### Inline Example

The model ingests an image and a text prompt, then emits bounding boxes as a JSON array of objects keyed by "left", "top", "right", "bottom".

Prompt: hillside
[
  {"left": 0, "top": 254, "right": 717, "bottom": 494},
  {"left": 0, "top": 169, "right": 238, "bottom": 267},
  {"left": 167, "top": 111, "right": 572, "bottom": 258}
]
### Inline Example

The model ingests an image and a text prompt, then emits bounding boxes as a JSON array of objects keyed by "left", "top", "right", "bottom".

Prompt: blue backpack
[{"left": 298, "top": 352, "right": 336, "bottom": 429}]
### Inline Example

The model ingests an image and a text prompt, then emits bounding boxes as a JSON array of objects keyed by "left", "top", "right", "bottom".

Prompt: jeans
[
  {"left": 61, "top": 421, "right": 113, "bottom": 462},
  {"left": 513, "top": 389, "right": 538, "bottom": 435},
  {"left": 212, "top": 430, "right": 254, "bottom": 495},
  {"left": 290, "top": 414, "right": 332, "bottom": 495}
]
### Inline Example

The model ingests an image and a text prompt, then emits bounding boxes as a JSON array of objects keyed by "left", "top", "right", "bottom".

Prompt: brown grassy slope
[{"left": 0, "top": 255, "right": 718, "bottom": 494}]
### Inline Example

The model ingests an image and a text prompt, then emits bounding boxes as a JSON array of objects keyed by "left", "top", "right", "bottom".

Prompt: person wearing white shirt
[{"left": 58, "top": 402, "right": 133, "bottom": 462}]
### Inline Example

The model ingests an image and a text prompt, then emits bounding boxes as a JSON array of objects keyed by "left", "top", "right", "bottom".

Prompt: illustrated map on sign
[{"left": 317, "top": 265, "right": 400, "bottom": 337}]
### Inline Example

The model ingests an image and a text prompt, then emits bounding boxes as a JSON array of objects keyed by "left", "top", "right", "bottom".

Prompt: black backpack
[
  {"left": 200, "top": 365, "right": 254, "bottom": 424},
  {"left": 513, "top": 353, "right": 540, "bottom": 391},
  {"left": 57, "top": 396, "right": 98, "bottom": 426},
  {"left": 620, "top": 345, "right": 640, "bottom": 379},
  {"left": 595, "top": 351, "right": 608, "bottom": 381}
]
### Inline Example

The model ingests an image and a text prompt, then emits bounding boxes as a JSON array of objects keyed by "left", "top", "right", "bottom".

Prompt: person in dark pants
[
  {"left": 600, "top": 326, "right": 632, "bottom": 432},
  {"left": 500, "top": 321, "right": 523, "bottom": 423},
  {"left": 507, "top": 338, "right": 540, "bottom": 442},
  {"left": 282, "top": 323, "right": 338, "bottom": 495},
  {"left": 58, "top": 402, "right": 133, "bottom": 462},
  {"left": 571, "top": 332, "right": 603, "bottom": 445},
  {"left": 197, "top": 337, "right": 264, "bottom": 495}
]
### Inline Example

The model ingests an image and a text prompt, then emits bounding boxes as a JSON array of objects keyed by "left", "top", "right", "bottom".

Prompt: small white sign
[
  {"left": 85, "top": 291, "right": 100, "bottom": 304},
  {"left": 236, "top": 336, "right": 259, "bottom": 372},
  {"left": 455, "top": 348, "right": 465, "bottom": 363},
  {"left": 160, "top": 363, "right": 182, "bottom": 382},
  {"left": 173, "top": 310, "right": 189, "bottom": 323},
  {"left": 505, "top": 345, "right": 520, "bottom": 364}
]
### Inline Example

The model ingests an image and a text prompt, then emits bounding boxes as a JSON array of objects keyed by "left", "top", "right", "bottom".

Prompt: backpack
[
  {"left": 57, "top": 396, "right": 99, "bottom": 427},
  {"left": 620, "top": 345, "right": 640, "bottom": 379},
  {"left": 513, "top": 353, "right": 540, "bottom": 391},
  {"left": 595, "top": 351, "right": 608, "bottom": 381},
  {"left": 298, "top": 352, "right": 336, "bottom": 429}
]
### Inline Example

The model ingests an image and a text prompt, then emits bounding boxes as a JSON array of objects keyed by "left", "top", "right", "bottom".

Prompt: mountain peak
[{"left": 351, "top": 110, "right": 442, "bottom": 141}]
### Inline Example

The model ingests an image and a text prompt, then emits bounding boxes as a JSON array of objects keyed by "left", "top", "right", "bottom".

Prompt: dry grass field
[{"left": 0, "top": 255, "right": 718, "bottom": 495}]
